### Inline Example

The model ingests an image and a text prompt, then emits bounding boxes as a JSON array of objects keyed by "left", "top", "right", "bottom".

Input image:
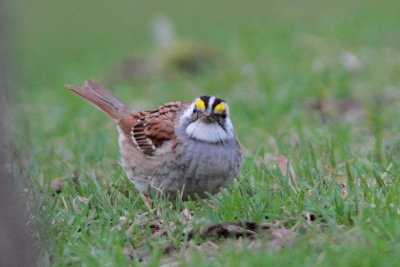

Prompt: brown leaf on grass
[
  {"left": 276, "top": 155, "right": 296, "bottom": 182},
  {"left": 276, "top": 155, "right": 298, "bottom": 193}
]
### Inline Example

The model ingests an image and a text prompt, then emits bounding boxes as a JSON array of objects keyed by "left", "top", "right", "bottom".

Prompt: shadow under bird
[{"left": 66, "top": 81, "right": 242, "bottom": 201}]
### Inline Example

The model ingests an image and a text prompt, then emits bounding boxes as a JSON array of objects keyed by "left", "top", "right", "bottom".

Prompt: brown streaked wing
[
  {"left": 128, "top": 101, "right": 190, "bottom": 156},
  {"left": 118, "top": 116, "right": 138, "bottom": 138}
]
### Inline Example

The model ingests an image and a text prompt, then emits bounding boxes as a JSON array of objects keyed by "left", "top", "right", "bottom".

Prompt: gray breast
[{"left": 154, "top": 138, "right": 241, "bottom": 199}]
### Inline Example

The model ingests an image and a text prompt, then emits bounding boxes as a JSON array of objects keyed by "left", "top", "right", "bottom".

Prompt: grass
[{"left": 13, "top": 0, "right": 400, "bottom": 265}]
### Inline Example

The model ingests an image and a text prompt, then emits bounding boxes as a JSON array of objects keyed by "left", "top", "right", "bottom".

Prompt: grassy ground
[{"left": 14, "top": 0, "right": 400, "bottom": 266}]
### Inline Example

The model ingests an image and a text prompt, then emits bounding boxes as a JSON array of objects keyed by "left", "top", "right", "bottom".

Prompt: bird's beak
[{"left": 199, "top": 113, "right": 217, "bottom": 123}]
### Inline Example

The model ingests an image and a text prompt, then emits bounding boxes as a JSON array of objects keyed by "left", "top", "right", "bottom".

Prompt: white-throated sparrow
[{"left": 67, "top": 81, "right": 242, "bottom": 200}]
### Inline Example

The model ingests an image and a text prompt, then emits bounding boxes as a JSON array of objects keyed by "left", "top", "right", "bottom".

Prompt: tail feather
[{"left": 66, "top": 80, "right": 132, "bottom": 120}]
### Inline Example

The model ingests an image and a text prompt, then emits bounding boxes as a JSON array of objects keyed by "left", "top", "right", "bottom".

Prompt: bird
[{"left": 66, "top": 80, "right": 242, "bottom": 203}]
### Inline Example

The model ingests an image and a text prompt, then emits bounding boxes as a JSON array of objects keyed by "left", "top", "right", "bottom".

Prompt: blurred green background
[
  {"left": 16, "top": 0, "right": 400, "bottom": 86},
  {"left": 15, "top": 0, "right": 400, "bottom": 149},
  {"left": 13, "top": 0, "right": 400, "bottom": 265}
]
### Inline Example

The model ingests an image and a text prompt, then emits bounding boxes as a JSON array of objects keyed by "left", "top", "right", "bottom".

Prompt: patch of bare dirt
[{"left": 121, "top": 216, "right": 298, "bottom": 264}]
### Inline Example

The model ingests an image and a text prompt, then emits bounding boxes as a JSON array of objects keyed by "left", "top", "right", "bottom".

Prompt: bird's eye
[{"left": 221, "top": 114, "right": 227, "bottom": 119}]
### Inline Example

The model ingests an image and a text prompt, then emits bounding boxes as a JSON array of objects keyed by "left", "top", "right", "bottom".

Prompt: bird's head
[{"left": 180, "top": 96, "right": 234, "bottom": 143}]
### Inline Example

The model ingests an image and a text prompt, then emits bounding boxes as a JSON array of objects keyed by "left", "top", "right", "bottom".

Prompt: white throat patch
[{"left": 186, "top": 120, "right": 233, "bottom": 143}]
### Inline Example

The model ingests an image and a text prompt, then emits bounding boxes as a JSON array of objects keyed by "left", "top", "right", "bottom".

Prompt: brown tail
[{"left": 66, "top": 80, "right": 132, "bottom": 121}]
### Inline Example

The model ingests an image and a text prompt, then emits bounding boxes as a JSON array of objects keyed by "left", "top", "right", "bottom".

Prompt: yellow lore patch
[
  {"left": 214, "top": 103, "right": 226, "bottom": 113},
  {"left": 195, "top": 100, "right": 206, "bottom": 110}
]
